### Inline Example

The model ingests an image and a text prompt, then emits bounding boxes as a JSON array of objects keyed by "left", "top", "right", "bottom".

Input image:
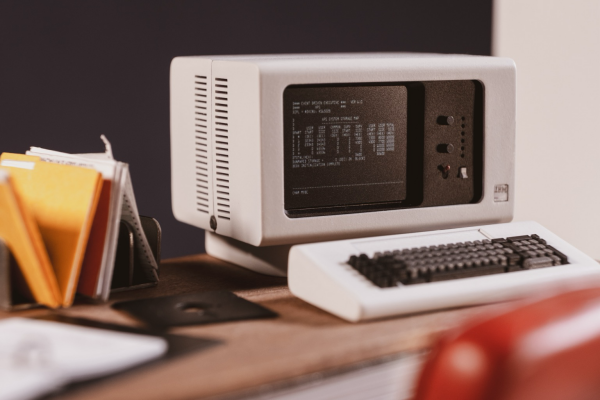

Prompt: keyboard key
[
  {"left": 507, "top": 235, "right": 531, "bottom": 242},
  {"left": 523, "top": 257, "right": 554, "bottom": 269}
]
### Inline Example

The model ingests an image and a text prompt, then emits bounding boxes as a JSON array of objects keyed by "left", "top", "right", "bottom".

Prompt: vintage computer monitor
[{"left": 170, "top": 53, "right": 515, "bottom": 276}]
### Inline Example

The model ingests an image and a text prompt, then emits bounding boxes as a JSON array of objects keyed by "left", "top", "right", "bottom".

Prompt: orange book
[
  {"left": 0, "top": 153, "right": 102, "bottom": 306},
  {"left": 0, "top": 169, "right": 61, "bottom": 308}
]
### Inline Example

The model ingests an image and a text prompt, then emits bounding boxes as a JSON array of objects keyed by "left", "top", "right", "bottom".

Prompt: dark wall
[{"left": 0, "top": 0, "right": 492, "bottom": 259}]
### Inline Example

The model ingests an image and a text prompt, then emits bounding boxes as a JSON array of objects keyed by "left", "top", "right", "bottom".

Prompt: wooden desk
[{"left": 0, "top": 254, "right": 508, "bottom": 400}]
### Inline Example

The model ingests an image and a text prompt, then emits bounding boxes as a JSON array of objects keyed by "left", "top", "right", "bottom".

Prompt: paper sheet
[{"left": 0, "top": 318, "right": 167, "bottom": 400}]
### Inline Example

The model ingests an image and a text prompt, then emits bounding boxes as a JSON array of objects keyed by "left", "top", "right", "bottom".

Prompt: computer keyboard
[
  {"left": 347, "top": 234, "right": 568, "bottom": 288},
  {"left": 288, "top": 221, "right": 600, "bottom": 322}
]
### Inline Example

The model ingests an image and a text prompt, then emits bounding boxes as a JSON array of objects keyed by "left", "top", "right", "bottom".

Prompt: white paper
[{"left": 0, "top": 318, "right": 167, "bottom": 400}]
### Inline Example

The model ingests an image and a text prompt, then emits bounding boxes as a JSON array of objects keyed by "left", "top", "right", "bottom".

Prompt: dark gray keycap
[
  {"left": 523, "top": 257, "right": 553, "bottom": 269},
  {"left": 550, "top": 255, "right": 561, "bottom": 266}
]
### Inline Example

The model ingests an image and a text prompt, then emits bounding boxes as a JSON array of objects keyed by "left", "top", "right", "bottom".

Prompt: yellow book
[
  {"left": 0, "top": 153, "right": 103, "bottom": 306},
  {"left": 0, "top": 169, "right": 61, "bottom": 308}
]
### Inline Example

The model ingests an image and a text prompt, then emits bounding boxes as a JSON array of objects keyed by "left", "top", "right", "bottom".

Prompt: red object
[
  {"left": 414, "top": 287, "right": 600, "bottom": 400},
  {"left": 77, "top": 180, "right": 112, "bottom": 296}
]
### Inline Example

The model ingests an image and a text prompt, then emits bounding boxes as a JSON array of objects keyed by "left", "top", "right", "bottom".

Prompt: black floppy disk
[{"left": 112, "top": 291, "right": 277, "bottom": 328}]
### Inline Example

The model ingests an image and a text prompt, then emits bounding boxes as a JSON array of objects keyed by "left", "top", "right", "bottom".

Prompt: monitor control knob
[
  {"left": 438, "top": 164, "right": 451, "bottom": 179},
  {"left": 437, "top": 116, "right": 455, "bottom": 125},
  {"left": 437, "top": 143, "right": 455, "bottom": 153}
]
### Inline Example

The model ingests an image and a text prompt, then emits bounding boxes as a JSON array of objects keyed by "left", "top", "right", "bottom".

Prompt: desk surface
[{"left": 0, "top": 254, "right": 508, "bottom": 400}]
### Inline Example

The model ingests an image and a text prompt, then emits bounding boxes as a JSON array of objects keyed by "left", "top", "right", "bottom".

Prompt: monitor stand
[{"left": 205, "top": 232, "right": 290, "bottom": 277}]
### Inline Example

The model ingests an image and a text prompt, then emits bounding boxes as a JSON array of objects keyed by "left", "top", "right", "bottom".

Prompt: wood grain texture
[{"left": 0, "top": 254, "right": 508, "bottom": 399}]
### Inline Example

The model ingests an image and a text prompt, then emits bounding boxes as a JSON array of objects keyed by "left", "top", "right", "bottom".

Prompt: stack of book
[{"left": 0, "top": 137, "right": 158, "bottom": 308}]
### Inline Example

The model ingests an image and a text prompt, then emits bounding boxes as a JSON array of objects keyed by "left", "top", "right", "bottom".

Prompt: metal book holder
[{"left": 0, "top": 215, "right": 161, "bottom": 311}]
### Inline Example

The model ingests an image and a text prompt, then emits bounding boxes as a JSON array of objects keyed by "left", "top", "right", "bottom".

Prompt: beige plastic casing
[{"left": 170, "top": 53, "right": 516, "bottom": 247}]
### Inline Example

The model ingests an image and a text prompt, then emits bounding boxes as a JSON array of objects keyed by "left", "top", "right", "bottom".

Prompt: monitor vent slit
[
  {"left": 213, "top": 77, "right": 231, "bottom": 221},
  {"left": 194, "top": 74, "right": 211, "bottom": 216}
]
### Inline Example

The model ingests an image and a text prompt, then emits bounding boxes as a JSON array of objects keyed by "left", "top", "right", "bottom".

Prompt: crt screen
[{"left": 284, "top": 84, "right": 408, "bottom": 212}]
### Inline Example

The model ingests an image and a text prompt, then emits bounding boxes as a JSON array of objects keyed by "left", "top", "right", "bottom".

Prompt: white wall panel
[{"left": 493, "top": 0, "right": 600, "bottom": 258}]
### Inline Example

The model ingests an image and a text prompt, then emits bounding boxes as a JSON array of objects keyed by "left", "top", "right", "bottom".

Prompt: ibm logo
[{"left": 494, "top": 184, "right": 509, "bottom": 202}]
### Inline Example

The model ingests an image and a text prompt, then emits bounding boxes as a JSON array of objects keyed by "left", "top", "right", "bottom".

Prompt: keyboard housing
[{"left": 288, "top": 221, "right": 600, "bottom": 322}]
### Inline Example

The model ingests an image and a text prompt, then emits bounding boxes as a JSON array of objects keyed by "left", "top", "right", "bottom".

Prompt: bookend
[
  {"left": 0, "top": 215, "right": 161, "bottom": 311},
  {"left": 110, "top": 216, "right": 161, "bottom": 293}
]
